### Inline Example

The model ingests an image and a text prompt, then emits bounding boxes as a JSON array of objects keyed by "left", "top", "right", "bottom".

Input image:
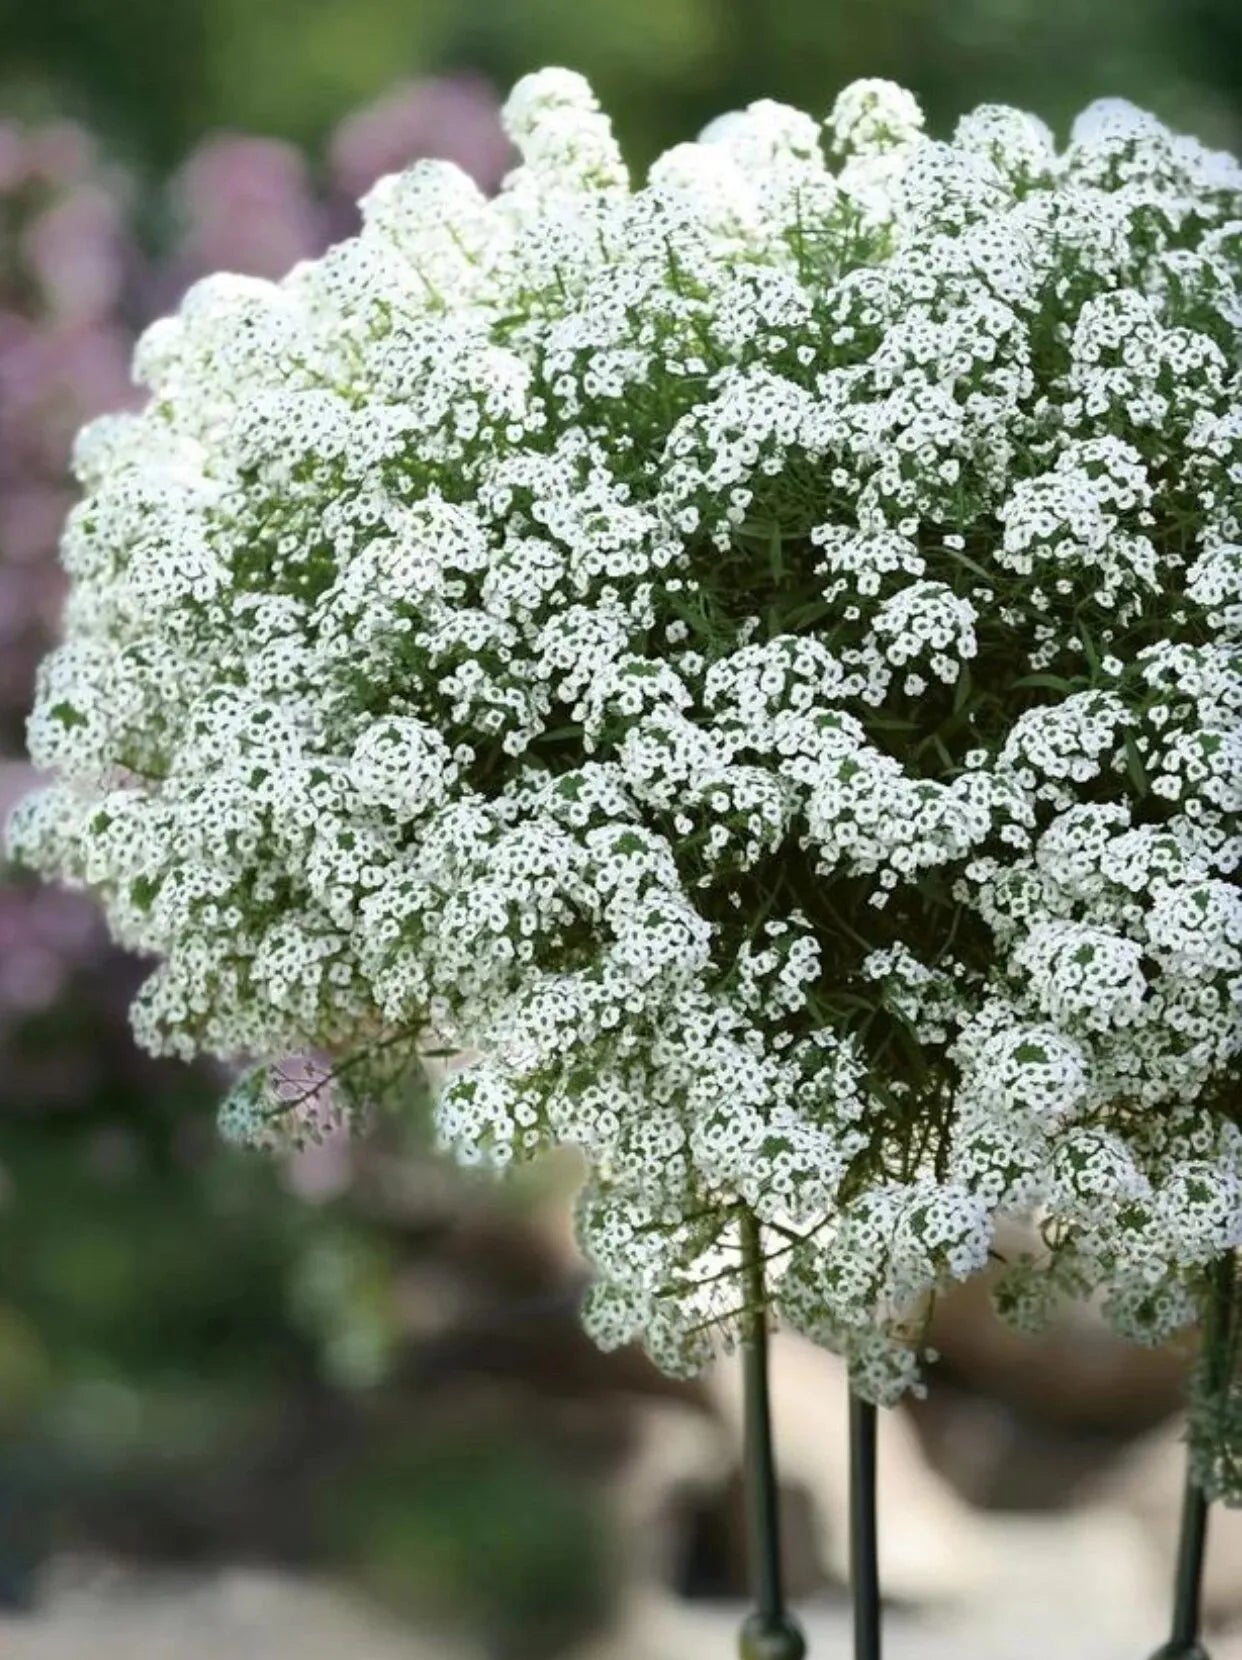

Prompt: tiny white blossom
[{"left": 9, "top": 71, "right": 1242, "bottom": 1392}]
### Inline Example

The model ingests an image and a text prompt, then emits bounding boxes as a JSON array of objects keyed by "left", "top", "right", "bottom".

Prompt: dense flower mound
[{"left": 11, "top": 72, "right": 1242, "bottom": 1396}]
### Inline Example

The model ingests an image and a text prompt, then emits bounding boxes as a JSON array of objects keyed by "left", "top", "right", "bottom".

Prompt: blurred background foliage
[
  {"left": 0, "top": 0, "right": 1239, "bottom": 171},
  {"left": 0, "top": 0, "right": 1239, "bottom": 1654}
]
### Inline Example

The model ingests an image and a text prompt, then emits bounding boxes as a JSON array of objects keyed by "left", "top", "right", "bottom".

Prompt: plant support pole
[
  {"left": 738, "top": 1207, "right": 806, "bottom": 1660},
  {"left": 850, "top": 1393, "right": 881, "bottom": 1660},
  {"left": 1149, "top": 1472, "right": 1212, "bottom": 1660},
  {"left": 1150, "top": 1254, "right": 1238, "bottom": 1660}
]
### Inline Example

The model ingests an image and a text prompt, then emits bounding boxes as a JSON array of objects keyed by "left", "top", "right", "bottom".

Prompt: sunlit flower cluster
[{"left": 11, "top": 72, "right": 1242, "bottom": 1396}]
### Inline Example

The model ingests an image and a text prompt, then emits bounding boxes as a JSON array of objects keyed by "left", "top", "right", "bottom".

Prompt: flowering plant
[{"left": 11, "top": 73, "right": 1241, "bottom": 1418}]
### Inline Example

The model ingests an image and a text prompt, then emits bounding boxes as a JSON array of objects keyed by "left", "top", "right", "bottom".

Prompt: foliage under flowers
[{"left": 10, "top": 72, "right": 1242, "bottom": 1403}]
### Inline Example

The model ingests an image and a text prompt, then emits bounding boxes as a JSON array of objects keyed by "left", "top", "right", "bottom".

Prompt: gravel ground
[
  {"left": 3, "top": 1501, "right": 1240, "bottom": 1660},
  {"left": 0, "top": 1559, "right": 470, "bottom": 1660},
  {"left": 582, "top": 1505, "right": 1242, "bottom": 1660}
]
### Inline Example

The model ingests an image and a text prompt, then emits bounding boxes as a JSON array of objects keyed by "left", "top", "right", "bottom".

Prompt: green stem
[
  {"left": 1152, "top": 1475, "right": 1211, "bottom": 1660},
  {"left": 738, "top": 1206, "right": 806, "bottom": 1660},
  {"left": 1149, "top": 1253, "right": 1238, "bottom": 1660},
  {"left": 850, "top": 1393, "right": 881, "bottom": 1660}
]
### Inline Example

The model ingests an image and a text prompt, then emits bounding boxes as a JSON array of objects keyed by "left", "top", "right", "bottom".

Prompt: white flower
[
  {"left": 10, "top": 69, "right": 1242, "bottom": 1391},
  {"left": 828, "top": 79, "right": 925, "bottom": 158},
  {"left": 348, "top": 717, "right": 459, "bottom": 823}
]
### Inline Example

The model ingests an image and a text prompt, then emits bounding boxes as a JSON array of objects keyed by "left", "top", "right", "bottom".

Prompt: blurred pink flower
[
  {"left": 0, "top": 881, "right": 100, "bottom": 1016},
  {"left": 23, "top": 184, "right": 131, "bottom": 322},
  {"left": 0, "top": 319, "right": 135, "bottom": 474},
  {"left": 26, "top": 121, "right": 95, "bottom": 188},
  {"left": 0, "top": 760, "right": 38, "bottom": 823},
  {"left": 0, "top": 484, "right": 71, "bottom": 565},
  {"left": 329, "top": 73, "right": 513, "bottom": 204},
  {"left": 157, "top": 134, "right": 326, "bottom": 307},
  {"left": 152, "top": 75, "right": 509, "bottom": 312}
]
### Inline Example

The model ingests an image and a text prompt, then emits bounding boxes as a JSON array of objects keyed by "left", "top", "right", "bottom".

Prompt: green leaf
[
  {"left": 1122, "top": 733, "right": 1149, "bottom": 796},
  {"left": 1013, "top": 672, "right": 1079, "bottom": 694},
  {"left": 943, "top": 548, "right": 993, "bottom": 585},
  {"left": 952, "top": 662, "right": 973, "bottom": 714}
]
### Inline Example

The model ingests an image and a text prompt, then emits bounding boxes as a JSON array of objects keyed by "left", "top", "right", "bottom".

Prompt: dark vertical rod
[
  {"left": 738, "top": 1207, "right": 806, "bottom": 1660},
  {"left": 741, "top": 1258, "right": 782, "bottom": 1625},
  {"left": 1163, "top": 1473, "right": 1211, "bottom": 1655},
  {"left": 1149, "top": 1254, "right": 1237, "bottom": 1660},
  {"left": 849, "top": 1393, "right": 882, "bottom": 1660}
]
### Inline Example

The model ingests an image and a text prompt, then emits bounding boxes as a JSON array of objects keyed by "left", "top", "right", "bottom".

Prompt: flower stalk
[
  {"left": 850, "top": 1392, "right": 882, "bottom": 1660},
  {"left": 1149, "top": 1253, "right": 1238, "bottom": 1660},
  {"left": 738, "top": 1206, "right": 806, "bottom": 1660}
]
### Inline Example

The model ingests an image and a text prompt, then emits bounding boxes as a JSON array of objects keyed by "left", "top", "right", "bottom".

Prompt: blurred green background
[
  {"left": 0, "top": 2, "right": 1238, "bottom": 1656},
  {"left": 1, "top": 0, "right": 1240, "bottom": 169}
]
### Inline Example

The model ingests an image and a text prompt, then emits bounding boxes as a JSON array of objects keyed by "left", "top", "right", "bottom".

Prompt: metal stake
[
  {"left": 1149, "top": 1470, "right": 1212, "bottom": 1660},
  {"left": 738, "top": 1206, "right": 806, "bottom": 1660},
  {"left": 1149, "top": 1254, "right": 1238, "bottom": 1660},
  {"left": 850, "top": 1393, "right": 881, "bottom": 1660}
]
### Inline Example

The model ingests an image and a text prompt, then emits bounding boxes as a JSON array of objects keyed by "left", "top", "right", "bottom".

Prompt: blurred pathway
[
  {"left": 579, "top": 1506, "right": 1241, "bottom": 1660},
  {"left": 0, "top": 1558, "right": 469, "bottom": 1660},
  {"left": 5, "top": 1504, "right": 1242, "bottom": 1660}
]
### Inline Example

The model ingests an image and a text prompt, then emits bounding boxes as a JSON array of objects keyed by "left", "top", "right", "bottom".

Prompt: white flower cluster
[{"left": 11, "top": 71, "right": 1242, "bottom": 1393}]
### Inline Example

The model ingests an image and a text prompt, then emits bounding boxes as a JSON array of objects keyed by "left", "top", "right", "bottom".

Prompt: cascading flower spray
[{"left": 10, "top": 70, "right": 1242, "bottom": 1655}]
